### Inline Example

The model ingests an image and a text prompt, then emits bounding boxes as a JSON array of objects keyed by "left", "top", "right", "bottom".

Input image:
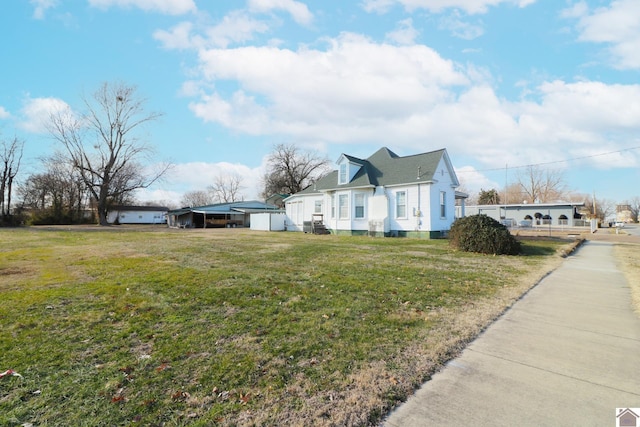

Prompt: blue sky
[{"left": 1, "top": 0, "right": 639, "bottom": 206}]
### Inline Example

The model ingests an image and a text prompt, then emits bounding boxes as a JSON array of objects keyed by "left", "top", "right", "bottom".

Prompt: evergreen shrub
[{"left": 449, "top": 214, "right": 521, "bottom": 255}]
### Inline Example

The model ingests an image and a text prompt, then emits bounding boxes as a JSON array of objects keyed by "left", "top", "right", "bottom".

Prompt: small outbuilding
[
  {"left": 107, "top": 205, "right": 168, "bottom": 225},
  {"left": 250, "top": 212, "right": 286, "bottom": 231}
]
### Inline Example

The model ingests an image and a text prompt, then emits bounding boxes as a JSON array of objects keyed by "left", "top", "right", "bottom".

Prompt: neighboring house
[
  {"left": 265, "top": 194, "right": 289, "bottom": 209},
  {"left": 616, "top": 204, "right": 636, "bottom": 223},
  {"left": 167, "top": 201, "right": 281, "bottom": 228},
  {"left": 284, "top": 147, "right": 463, "bottom": 238},
  {"left": 107, "top": 205, "right": 168, "bottom": 224},
  {"left": 459, "top": 202, "right": 586, "bottom": 227}
]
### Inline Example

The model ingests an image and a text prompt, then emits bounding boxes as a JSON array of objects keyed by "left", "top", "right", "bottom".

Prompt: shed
[{"left": 250, "top": 212, "right": 286, "bottom": 231}]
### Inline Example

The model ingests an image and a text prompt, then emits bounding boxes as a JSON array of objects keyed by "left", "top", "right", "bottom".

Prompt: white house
[{"left": 284, "top": 147, "right": 463, "bottom": 238}]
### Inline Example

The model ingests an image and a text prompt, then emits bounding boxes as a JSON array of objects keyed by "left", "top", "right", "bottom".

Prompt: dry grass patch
[{"left": 613, "top": 242, "right": 640, "bottom": 316}]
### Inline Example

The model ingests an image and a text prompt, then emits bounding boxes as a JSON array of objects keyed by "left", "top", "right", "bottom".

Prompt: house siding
[
  {"left": 107, "top": 209, "right": 167, "bottom": 224},
  {"left": 284, "top": 147, "right": 459, "bottom": 238}
]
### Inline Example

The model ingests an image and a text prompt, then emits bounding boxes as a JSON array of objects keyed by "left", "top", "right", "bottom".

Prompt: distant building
[
  {"left": 459, "top": 202, "right": 586, "bottom": 227},
  {"left": 166, "top": 201, "right": 281, "bottom": 228},
  {"left": 616, "top": 204, "right": 636, "bottom": 223},
  {"left": 107, "top": 205, "right": 168, "bottom": 224}
]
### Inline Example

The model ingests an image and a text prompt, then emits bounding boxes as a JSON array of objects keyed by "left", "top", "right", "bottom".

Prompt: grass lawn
[{"left": 0, "top": 227, "right": 571, "bottom": 426}]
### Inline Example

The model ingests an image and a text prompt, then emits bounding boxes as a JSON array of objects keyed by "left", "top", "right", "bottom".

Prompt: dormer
[{"left": 336, "top": 154, "right": 364, "bottom": 185}]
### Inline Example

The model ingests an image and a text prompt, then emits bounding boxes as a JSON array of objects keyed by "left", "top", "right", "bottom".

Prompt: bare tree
[
  {"left": 18, "top": 153, "right": 91, "bottom": 224},
  {"left": 0, "top": 136, "right": 24, "bottom": 223},
  {"left": 628, "top": 197, "right": 640, "bottom": 223},
  {"left": 180, "top": 190, "right": 215, "bottom": 208},
  {"left": 516, "top": 166, "right": 568, "bottom": 203},
  {"left": 209, "top": 173, "right": 244, "bottom": 203},
  {"left": 501, "top": 182, "right": 524, "bottom": 204},
  {"left": 583, "top": 194, "right": 614, "bottom": 221},
  {"left": 48, "top": 81, "right": 170, "bottom": 225},
  {"left": 261, "top": 143, "right": 331, "bottom": 199}
]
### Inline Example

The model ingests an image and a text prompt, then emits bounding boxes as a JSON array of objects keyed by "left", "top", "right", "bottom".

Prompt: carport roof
[{"left": 167, "top": 200, "right": 280, "bottom": 216}]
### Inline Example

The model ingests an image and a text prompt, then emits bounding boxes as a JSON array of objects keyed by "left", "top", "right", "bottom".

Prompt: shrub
[{"left": 449, "top": 214, "right": 521, "bottom": 255}]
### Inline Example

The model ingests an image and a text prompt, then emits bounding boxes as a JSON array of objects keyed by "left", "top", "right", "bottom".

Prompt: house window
[
  {"left": 339, "top": 163, "right": 347, "bottom": 185},
  {"left": 331, "top": 195, "right": 336, "bottom": 218},
  {"left": 354, "top": 194, "right": 365, "bottom": 219},
  {"left": 396, "top": 191, "right": 406, "bottom": 218},
  {"left": 314, "top": 200, "right": 322, "bottom": 214},
  {"left": 440, "top": 191, "right": 446, "bottom": 218},
  {"left": 339, "top": 194, "right": 349, "bottom": 219}
]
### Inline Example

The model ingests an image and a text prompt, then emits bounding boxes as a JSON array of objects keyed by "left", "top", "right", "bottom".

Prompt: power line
[{"left": 456, "top": 145, "right": 640, "bottom": 174}]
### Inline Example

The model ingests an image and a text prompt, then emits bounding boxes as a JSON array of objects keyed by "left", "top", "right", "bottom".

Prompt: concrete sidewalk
[{"left": 384, "top": 240, "right": 640, "bottom": 426}]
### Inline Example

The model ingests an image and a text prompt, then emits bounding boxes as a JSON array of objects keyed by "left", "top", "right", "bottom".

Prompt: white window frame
[
  {"left": 354, "top": 193, "right": 365, "bottom": 219},
  {"left": 338, "top": 194, "right": 349, "bottom": 219},
  {"left": 314, "top": 200, "right": 323, "bottom": 214},
  {"left": 396, "top": 191, "right": 407, "bottom": 218},
  {"left": 440, "top": 191, "right": 446, "bottom": 218},
  {"left": 339, "top": 163, "right": 348, "bottom": 185},
  {"left": 330, "top": 194, "right": 336, "bottom": 218}
]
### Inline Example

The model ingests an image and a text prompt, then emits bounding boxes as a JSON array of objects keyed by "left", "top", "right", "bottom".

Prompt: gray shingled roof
[{"left": 297, "top": 147, "right": 452, "bottom": 194}]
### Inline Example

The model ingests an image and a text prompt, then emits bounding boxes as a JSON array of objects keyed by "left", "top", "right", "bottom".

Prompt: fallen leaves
[
  {"left": 155, "top": 362, "right": 171, "bottom": 372},
  {"left": 0, "top": 369, "right": 23, "bottom": 379}
]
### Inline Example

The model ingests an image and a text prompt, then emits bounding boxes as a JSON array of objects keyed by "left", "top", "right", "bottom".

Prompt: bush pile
[{"left": 449, "top": 214, "right": 521, "bottom": 255}]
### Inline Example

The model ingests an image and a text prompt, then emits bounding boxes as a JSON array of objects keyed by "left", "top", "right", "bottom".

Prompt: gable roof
[
  {"left": 296, "top": 147, "right": 457, "bottom": 195},
  {"left": 111, "top": 205, "right": 169, "bottom": 212}
]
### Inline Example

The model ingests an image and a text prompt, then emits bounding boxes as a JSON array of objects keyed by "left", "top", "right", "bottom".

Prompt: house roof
[
  {"left": 167, "top": 200, "right": 281, "bottom": 216},
  {"left": 111, "top": 205, "right": 170, "bottom": 212},
  {"left": 295, "top": 147, "right": 455, "bottom": 195},
  {"left": 467, "top": 202, "right": 585, "bottom": 208}
]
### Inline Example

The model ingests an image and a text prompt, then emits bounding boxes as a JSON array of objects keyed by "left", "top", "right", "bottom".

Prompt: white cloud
[
  {"left": 204, "top": 11, "right": 270, "bottom": 48},
  {"left": 248, "top": 0, "right": 314, "bottom": 25},
  {"left": 30, "top": 0, "right": 58, "bottom": 19},
  {"left": 566, "top": 0, "right": 640, "bottom": 69},
  {"left": 182, "top": 30, "right": 640, "bottom": 173},
  {"left": 455, "top": 165, "right": 499, "bottom": 197},
  {"left": 190, "top": 33, "right": 469, "bottom": 138},
  {"left": 362, "top": 0, "right": 397, "bottom": 14},
  {"left": 18, "top": 97, "right": 70, "bottom": 134},
  {"left": 88, "top": 0, "right": 196, "bottom": 15},
  {"left": 0, "top": 106, "right": 10, "bottom": 120},
  {"left": 362, "top": 0, "right": 536, "bottom": 15},
  {"left": 154, "top": 21, "right": 198, "bottom": 50},
  {"left": 154, "top": 11, "right": 270, "bottom": 50},
  {"left": 385, "top": 18, "right": 420, "bottom": 45},
  {"left": 438, "top": 11, "right": 484, "bottom": 39},
  {"left": 138, "top": 160, "right": 266, "bottom": 205}
]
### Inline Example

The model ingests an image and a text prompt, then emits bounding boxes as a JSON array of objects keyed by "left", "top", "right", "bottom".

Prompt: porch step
[{"left": 312, "top": 221, "right": 330, "bottom": 235}]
